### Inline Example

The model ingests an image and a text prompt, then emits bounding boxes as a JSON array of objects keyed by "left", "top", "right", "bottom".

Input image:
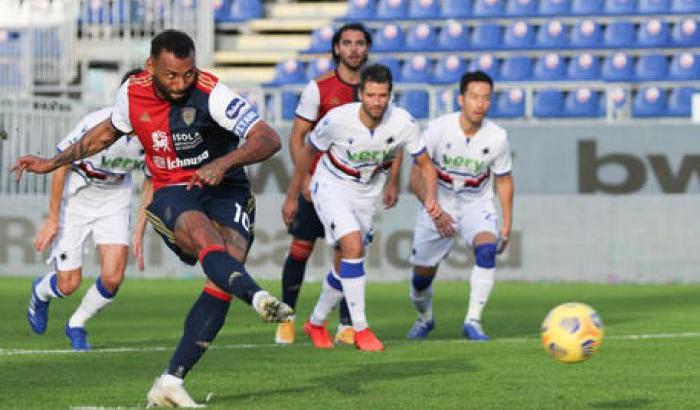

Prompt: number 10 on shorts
[{"left": 234, "top": 203, "right": 251, "bottom": 232}]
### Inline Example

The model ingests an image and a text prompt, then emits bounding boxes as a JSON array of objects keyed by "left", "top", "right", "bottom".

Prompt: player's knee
[
  {"left": 289, "top": 239, "right": 313, "bottom": 262},
  {"left": 99, "top": 273, "right": 123, "bottom": 294},
  {"left": 474, "top": 243, "right": 497, "bottom": 269},
  {"left": 57, "top": 271, "right": 82, "bottom": 295}
]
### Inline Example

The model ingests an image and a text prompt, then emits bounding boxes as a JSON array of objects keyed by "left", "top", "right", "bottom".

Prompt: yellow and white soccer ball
[{"left": 540, "top": 302, "right": 604, "bottom": 363}]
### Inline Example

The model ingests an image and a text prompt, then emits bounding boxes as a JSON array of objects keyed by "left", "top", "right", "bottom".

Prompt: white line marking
[{"left": 2, "top": 332, "right": 699, "bottom": 357}]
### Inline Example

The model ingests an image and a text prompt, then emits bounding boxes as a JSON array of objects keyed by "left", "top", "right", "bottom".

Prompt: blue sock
[
  {"left": 412, "top": 270, "right": 435, "bottom": 291},
  {"left": 49, "top": 273, "right": 65, "bottom": 298},
  {"left": 95, "top": 277, "right": 116, "bottom": 299},
  {"left": 199, "top": 246, "right": 262, "bottom": 305}
]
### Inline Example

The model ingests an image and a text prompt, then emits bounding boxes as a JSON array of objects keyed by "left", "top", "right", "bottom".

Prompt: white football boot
[{"left": 146, "top": 376, "right": 204, "bottom": 408}]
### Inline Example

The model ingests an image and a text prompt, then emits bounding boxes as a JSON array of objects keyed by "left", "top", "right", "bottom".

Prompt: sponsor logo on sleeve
[
  {"left": 225, "top": 98, "right": 246, "bottom": 119},
  {"left": 233, "top": 110, "right": 260, "bottom": 136}
]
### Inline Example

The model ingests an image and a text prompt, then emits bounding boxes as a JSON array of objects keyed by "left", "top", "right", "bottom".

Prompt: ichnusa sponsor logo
[{"left": 164, "top": 150, "right": 210, "bottom": 169}]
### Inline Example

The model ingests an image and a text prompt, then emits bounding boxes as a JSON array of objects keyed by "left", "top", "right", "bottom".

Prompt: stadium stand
[
  {"left": 536, "top": 19, "right": 568, "bottom": 48},
  {"left": 533, "top": 89, "right": 565, "bottom": 117},
  {"left": 408, "top": 0, "right": 441, "bottom": 18},
  {"left": 433, "top": 54, "right": 466, "bottom": 84},
  {"left": 539, "top": 0, "right": 571, "bottom": 16},
  {"left": 638, "top": 19, "right": 670, "bottom": 47},
  {"left": 472, "top": 23, "right": 503, "bottom": 49},
  {"left": 374, "top": 24, "right": 405, "bottom": 52},
  {"left": 438, "top": 20, "right": 469, "bottom": 50},
  {"left": 401, "top": 54, "right": 432, "bottom": 82},
  {"left": 375, "top": 56, "right": 402, "bottom": 81},
  {"left": 398, "top": 89, "right": 430, "bottom": 118},
  {"left": 506, "top": 0, "right": 538, "bottom": 17},
  {"left": 377, "top": 0, "right": 409, "bottom": 19},
  {"left": 633, "top": 86, "right": 667, "bottom": 117},
  {"left": 635, "top": 54, "right": 669, "bottom": 81},
  {"left": 468, "top": 53, "right": 501, "bottom": 79},
  {"left": 564, "top": 88, "right": 603, "bottom": 117},
  {"left": 308, "top": 26, "right": 335, "bottom": 53},
  {"left": 571, "top": 19, "right": 602, "bottom": 47},
  {"left": 667, "top": 86, "right": 695, "bottom": 116},
  {"left": 473, "top": 0, "right": 505, "bottom": 17},
  {"left": 672, "top": 0, "right": 700, "bottom": 13},
  {"left": 602, "top": 52, "right": 635, "bottom": 81},
  {"left": 346, "top": 0, "right": 376, "bottom": 19},
  {"left": 571, "top": 0, "right": 603, "bottom": 15},
  {"left": 604, "top": 21, "right": 636, "bottom": 47},
  {"left": 406, "top": 23, "right": 438, "bottom": 52},
  {"left": 605, "top": 0, "right": 636, "bottom": 14},
  {"left": 639, "top": 0, "right": 670, "bottom": 14},
  {"left": 492, "top": 88, "right": 525, "bottom": 118},
  {"left": 533, "top": 53, "right": 566, "bottom": 80},
  {"left": 504, "top": 20, "right": 536, "bottom": 49},
  {"left": 672, "top": 19, "right": 700, "bottom": 46},
  {"left": 568, "top": 53, "right": 601, "bottom": 80},
  {"left": 442, "top": 0, "right": 472, "bottom": 18},
  {"left": 500, "top": 55, "right": 533, "bottom": 80},
  {"left": 669, "top": 52, "right": 700, "bottom": 80}
]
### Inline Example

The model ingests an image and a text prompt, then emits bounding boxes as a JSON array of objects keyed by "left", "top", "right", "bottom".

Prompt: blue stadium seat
[
  {"left": 377, "top": 0, "right": 408, "bottom": 19},
  {"left": 602, "top": 52, "right": 634, "bottom": 81},
  {"left": 609, "top": 87, "right": 628, "bottom": 113},
  {"left": 306, "top": 56, "right": 334, "bottom": 81},
  {"left": 506, "top": 0, "right": 538, "bottom": 16},
  {"left": 504, "top": 21, "right": 536, "bottom": 48},
  {"left": 469, "top": 54, "right": 501, "bottom": 80},
  {"left": 282, "top": 92, "right": 300, "bottom": 120},
  {"left": 213, "top": 0, "right": 231, "bottom": 22},
  {"left": 308, "top": 26, "right": 334, "bottom": 53},
  {"left": 437, "top": 89, "right": 459, "bottom": 112},
  {"left": 409, "top": 0, "right": 441, "bottom": 18},
  {"left": 442, "top": 0, "right": 472, "bottom": 17},
  {"left": 672, "top": 0, "right": 700, "bottom": 13},
  {"left": 79, "top": 0, "right": 129, "bottom": 24},
  {"left": 571, "top": 19, "right": 602, "bottom": 47},
  {"left": 637, "top": 19, "right": 670, "bottom": 47},
  {"left": 472, "top": 24, "right": 503, "bottom": 49},
  {"left": 672, "top": 19, "right": 700, "bottom": 46},
  {"left": 632, "top": 87, "right": 666, "bottom": 117},
  {"left": 433, "top": 55, "right": 466, "bottom": 84},
  {"left": 346, "top": 0, "right": 377, "bottom": 19},
  {"left": 539, "top": 0, "right": 571, "bottom": 16},
  {"left": 537, "top": 20, "right": 569, "bottom": 48},
  {"left": 374, "top": 24, "right": 405, "bottom": 52},
  {"left": 0, "top": 31, "right": 21, "bottom": 57},
  {"left": 500, "top": 56, "right": 533, "bottom": 80},
  {"left": 473, "top": 0, "right": 505, "bottom": 17},
  {"left": 228, "top": 0, "right": 263, "bottom": 21},
  {"left": 438, "top": 20, "right": 469, "bottom": 50},
  {"left": 639, "top": 0, "right": 670, "bottom": 13},
  {"left": 271, "top": 59, "right": 306, "bottom": 85},
  {"left": 375, "top": 57, "right": 402, "bottom": 81},
  {"left": 604, "top": 22, "right": 636, "bottom": 47},
  {"left": 534, "top": 90, "right": 565, "bottom": 117},
  {"left": 669, "top": 52, "right": 700, "bottom": 79},
  {"left": 401, "top": 55, "right": 432, "bottom": 82},
  {"left": 572, "top": 0, "right": 604, "bottom": 15},
  {"left": 32, "top": 30, "right": 61, "bottom": 58},
  {"left": 534, "top": 53, "right": 567, "bottom": 80},
  {"left": 568, "top": 53, "right": 601, "bottom": 80},
  {"left": 667, "top": 87, "right": 695, "bottom": 116},
  {"left": 605, "top": 0, "right": 636, "bottom": 14},
  {"left": 635, "top": 54, "right": 668, "bottom": 80},
  {"left": 492, "top": 88, "right": 525, "bottom": 118},
  {"left": 406, "top": 23, "right": 438, "bottom": 51},
  {"left": 565, "top": 88, "right": 603, "bottom": 117},
  {"left": 398, "top": 90, "right": 429, "bottom": 119}
]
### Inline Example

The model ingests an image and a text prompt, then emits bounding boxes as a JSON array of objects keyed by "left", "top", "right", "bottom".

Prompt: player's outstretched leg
[
  {"left": 305, "top": 270, "right": 344, "bottom": 348},
  {"left": 407, "top": 269, "right": 436, "bottom": 339},
  {"left": 65, "top": 276, "right": 117, "bottom": 351},
  {"left": 27, "top": 272, "right": 64, "bottom": 334},
  {"left": 463, "top": 243, "right": 496, "bottom": 341},
  {"left": 277, "top": 239, "right": 313, "bottom": 344}
]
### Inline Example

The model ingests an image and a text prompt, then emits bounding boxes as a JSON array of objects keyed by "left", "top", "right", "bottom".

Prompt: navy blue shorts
[
  {"left": 288, "top": 194, "right": 325, "bottom": 241},
  {"left": 146, "top": 185, "right": 255, "bottom": 265}
]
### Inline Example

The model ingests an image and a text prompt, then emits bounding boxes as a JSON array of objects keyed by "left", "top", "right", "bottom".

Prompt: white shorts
[
  {"left": 310, "top": 176, "right": 378, "bottom": 246},
  {"left": 409, "top": 199, "right": 498, "bottom": 267}
]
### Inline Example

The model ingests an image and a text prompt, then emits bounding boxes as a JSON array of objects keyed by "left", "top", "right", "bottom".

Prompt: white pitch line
[{"left": 2, "top": 332, "right": 699, "bottom": 357}]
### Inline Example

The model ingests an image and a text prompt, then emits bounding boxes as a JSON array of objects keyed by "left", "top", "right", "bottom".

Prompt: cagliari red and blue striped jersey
[{"left": 111, "top": 70, "right": 260, "bottom": 191}]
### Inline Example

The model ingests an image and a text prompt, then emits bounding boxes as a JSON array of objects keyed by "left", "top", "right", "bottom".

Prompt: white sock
[
  {"left": 339, "top": 258, "right": 368, "bottom": 332},
  {"left": 410, "top": 284, "right": 434, "bottom": 323},
  {"left": 68, "top": 280, "right": 115, "bottom": 328},
  {"left": 466, "top": 266, "right": 495, "bottom": 323},
  {"left": 252, "top": 290, "right": 271, "bottom": 314},
  {"left": 35, "top": 271, "right": 63, "bottom": 301},
  {"left": 161, "top": 374, "right": 184, "bottom": 386},
  {"left": 310, "top": 270, "right": 343, "bottom": 326}
]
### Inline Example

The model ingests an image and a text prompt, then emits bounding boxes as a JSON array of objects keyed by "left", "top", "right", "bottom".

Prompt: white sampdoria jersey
[
  {"left": 308, "top": 102, "right": 426, "bottom": 197},
  {"left": 424, "top": 113, "right": 511, "bottom": 207}
]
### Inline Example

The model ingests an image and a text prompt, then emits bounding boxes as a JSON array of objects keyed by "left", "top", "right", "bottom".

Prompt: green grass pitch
[{"left": 1, "top": 277, "right": 699, "bottom": 409}]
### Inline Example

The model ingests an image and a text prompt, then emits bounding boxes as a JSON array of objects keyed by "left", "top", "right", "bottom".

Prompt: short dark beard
[
  {"left": 340, "top": 54, "right": 367, "bottom": 72},
  {"left": 152, "top": 75, "right": 195, "bottom": 104}
]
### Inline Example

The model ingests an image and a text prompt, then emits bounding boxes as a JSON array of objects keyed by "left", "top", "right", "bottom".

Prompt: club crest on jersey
[
  {"left": 151, "top": 130, "right": 170, "bottom": 152},
  {"left": 181, "top": 107, "right": 196, "bottom": 126}
]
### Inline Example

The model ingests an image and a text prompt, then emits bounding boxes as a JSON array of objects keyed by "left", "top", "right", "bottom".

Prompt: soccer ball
[{"left": 540, "top": 302, "right": 604, "bottom": 363}]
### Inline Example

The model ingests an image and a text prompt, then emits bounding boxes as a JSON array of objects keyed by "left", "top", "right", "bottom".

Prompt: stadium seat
[
  {"left": 637, "top": 19, "right": 670, "bottom": 47},
  {"left": 213, "top": 0, "right": 231, "bottom": 22},
  {"left": 472, "top": 24, "right": 503, "bottom": 49},
  {"left": 604, "top": 0, "right": 636, "bottom": 14},
  {"left": 504, "top": 21, "right": 536, "bottom": 48},
  {"left": 669, "top": 52, "right": 700, "bottom": 79},
  {"left": 270, "top": 59, "right": 305, "bottom": 85},
  {"left": 398, "top": 90, "right": 429, "bottom": 119},
  {"left": 492, "top": 88, "right": 525, "bottom": 117},
  {"left": 500, "top": 56, "right": 533, "bottom": 80},
  {"left": 602, "top": 52, "right": 634, "bottom": 81},
  {"left": 609, "top": 87, "right": 628, "bottom": 112},
  {"left": 406, "top": 23, "right": 437, "bottom": 51},
  {"left": 433, "top": 55, "right": 466, "bottom": 84},
  {"left": 437, "top": 89, "right": 459, "bottom": 112},
  {"left": 0, "top": 63, "right": 22, "bottom": 87},
  {"left": 442, "top": 0, "right": 472, "bottom": 17},
  {"left": 635, "top": 54, "right": 668, "bottom": 80},
  {"left": 565, "top": 88, "right": 603, "bottom": 117},
  {"left": 539, "top": 0, "right": 571, "bottom": 16},
  {"left": 568, "top": 53, "right": 601, "bottom": 80},
  {"left": 469, "top": 53, "right": 501, "bottom": 80},
  {"left": 667, "top": 87, "right": 696, "bottom": 116},
  {"left": 534, "top": 90, "right": 565, "bottom": 117},
  {"left": 401, "top": 55, "right": 432, "bottom": 82},
  {"left": 537, "top": 20, "right": 569, "bottom": 48},
  {"left": 32, "top": 29, "right": 61, "bottom": 58},
  {"left": 639, "top": 0, "right": 670, "bottom": 13},
  {"left": 375, "top": 57, "right": 402, "bottom": 81},
  {"left": 473, "top": 0, "right": 505, "bottom": 17},
  {"left": 308, "top": 26, "right": 334, "bottom": 53},
  {"left": 506, "top": 0, "right": 538, "bottom": 16},
  {"left": 377, "top": 0, "right": 408, "bottom": 19},
  {"left": 228, "top": 0, "right": 263, "bottom": 21},
  {"left": 571, "top": 19, "right": 602, "bottom": 47},
  {"left": 409, "top": 0, "right": 441, "bottom": 18},
  {"left": 438, "top": 20, "right": 469, "bottom": 50},
  {"left": 306, "top": 56, "right": 334, "bottom": 81},
  {"left": 671, "top": 0, "right": 700, "bottom": 13},
  {"left": 672, "top": 19, "right": 700, "bottom": 46},
  {"left": 346, "top": 0, "right": 377, "bottom": 19},
  {"left": 374, "top": 24, "right": 405, "bottom": 52},
  {"left": 604, "top": 22, "right": 636, "bottom": 47},
  {"left": 281, "top": 92, "right": 300, "bottom": 120},
  {"left": 0, "top": 30, "right": 21, "bottom": 57},
  {"left": 78, "top": 0, "right": 129, "bottom": 24},
  {"left": 533, "top": 53, "right": 567, "bottom": 80},
  {"left": 632, "top": 87, "right": 666, "bottom": 117},
  {"left": 571, "top": 0, "right": 604, "bottom": 15}
]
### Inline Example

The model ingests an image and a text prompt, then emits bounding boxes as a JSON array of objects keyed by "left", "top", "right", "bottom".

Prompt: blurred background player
[
  {"left": 406, "top": 71, "right": 514, "bottom": 341},
  {"left": 282, "top": 64, "right": 441, "bottom": 351},
  {"left": 276, "top": 22, "right": 403, "bottom": 346},
  {"left": 27, "top": 68, "right": 146, "bottom": 351}
]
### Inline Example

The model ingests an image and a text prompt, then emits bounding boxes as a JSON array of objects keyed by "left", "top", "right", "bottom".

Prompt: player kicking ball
[
  {"left": 282, "top": 64, "right": 442, "bottom": 351},
  {"left": 406, "top": 71, "right": 514, "bottom": 341}
]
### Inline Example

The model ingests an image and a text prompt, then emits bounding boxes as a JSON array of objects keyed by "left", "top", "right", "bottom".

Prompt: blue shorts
[
  {"left": 288, "top": 194, "right": 325, "bottom": 241},
  {"left": 146, "top": 185, "right": 255, "bottom": 265}
]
